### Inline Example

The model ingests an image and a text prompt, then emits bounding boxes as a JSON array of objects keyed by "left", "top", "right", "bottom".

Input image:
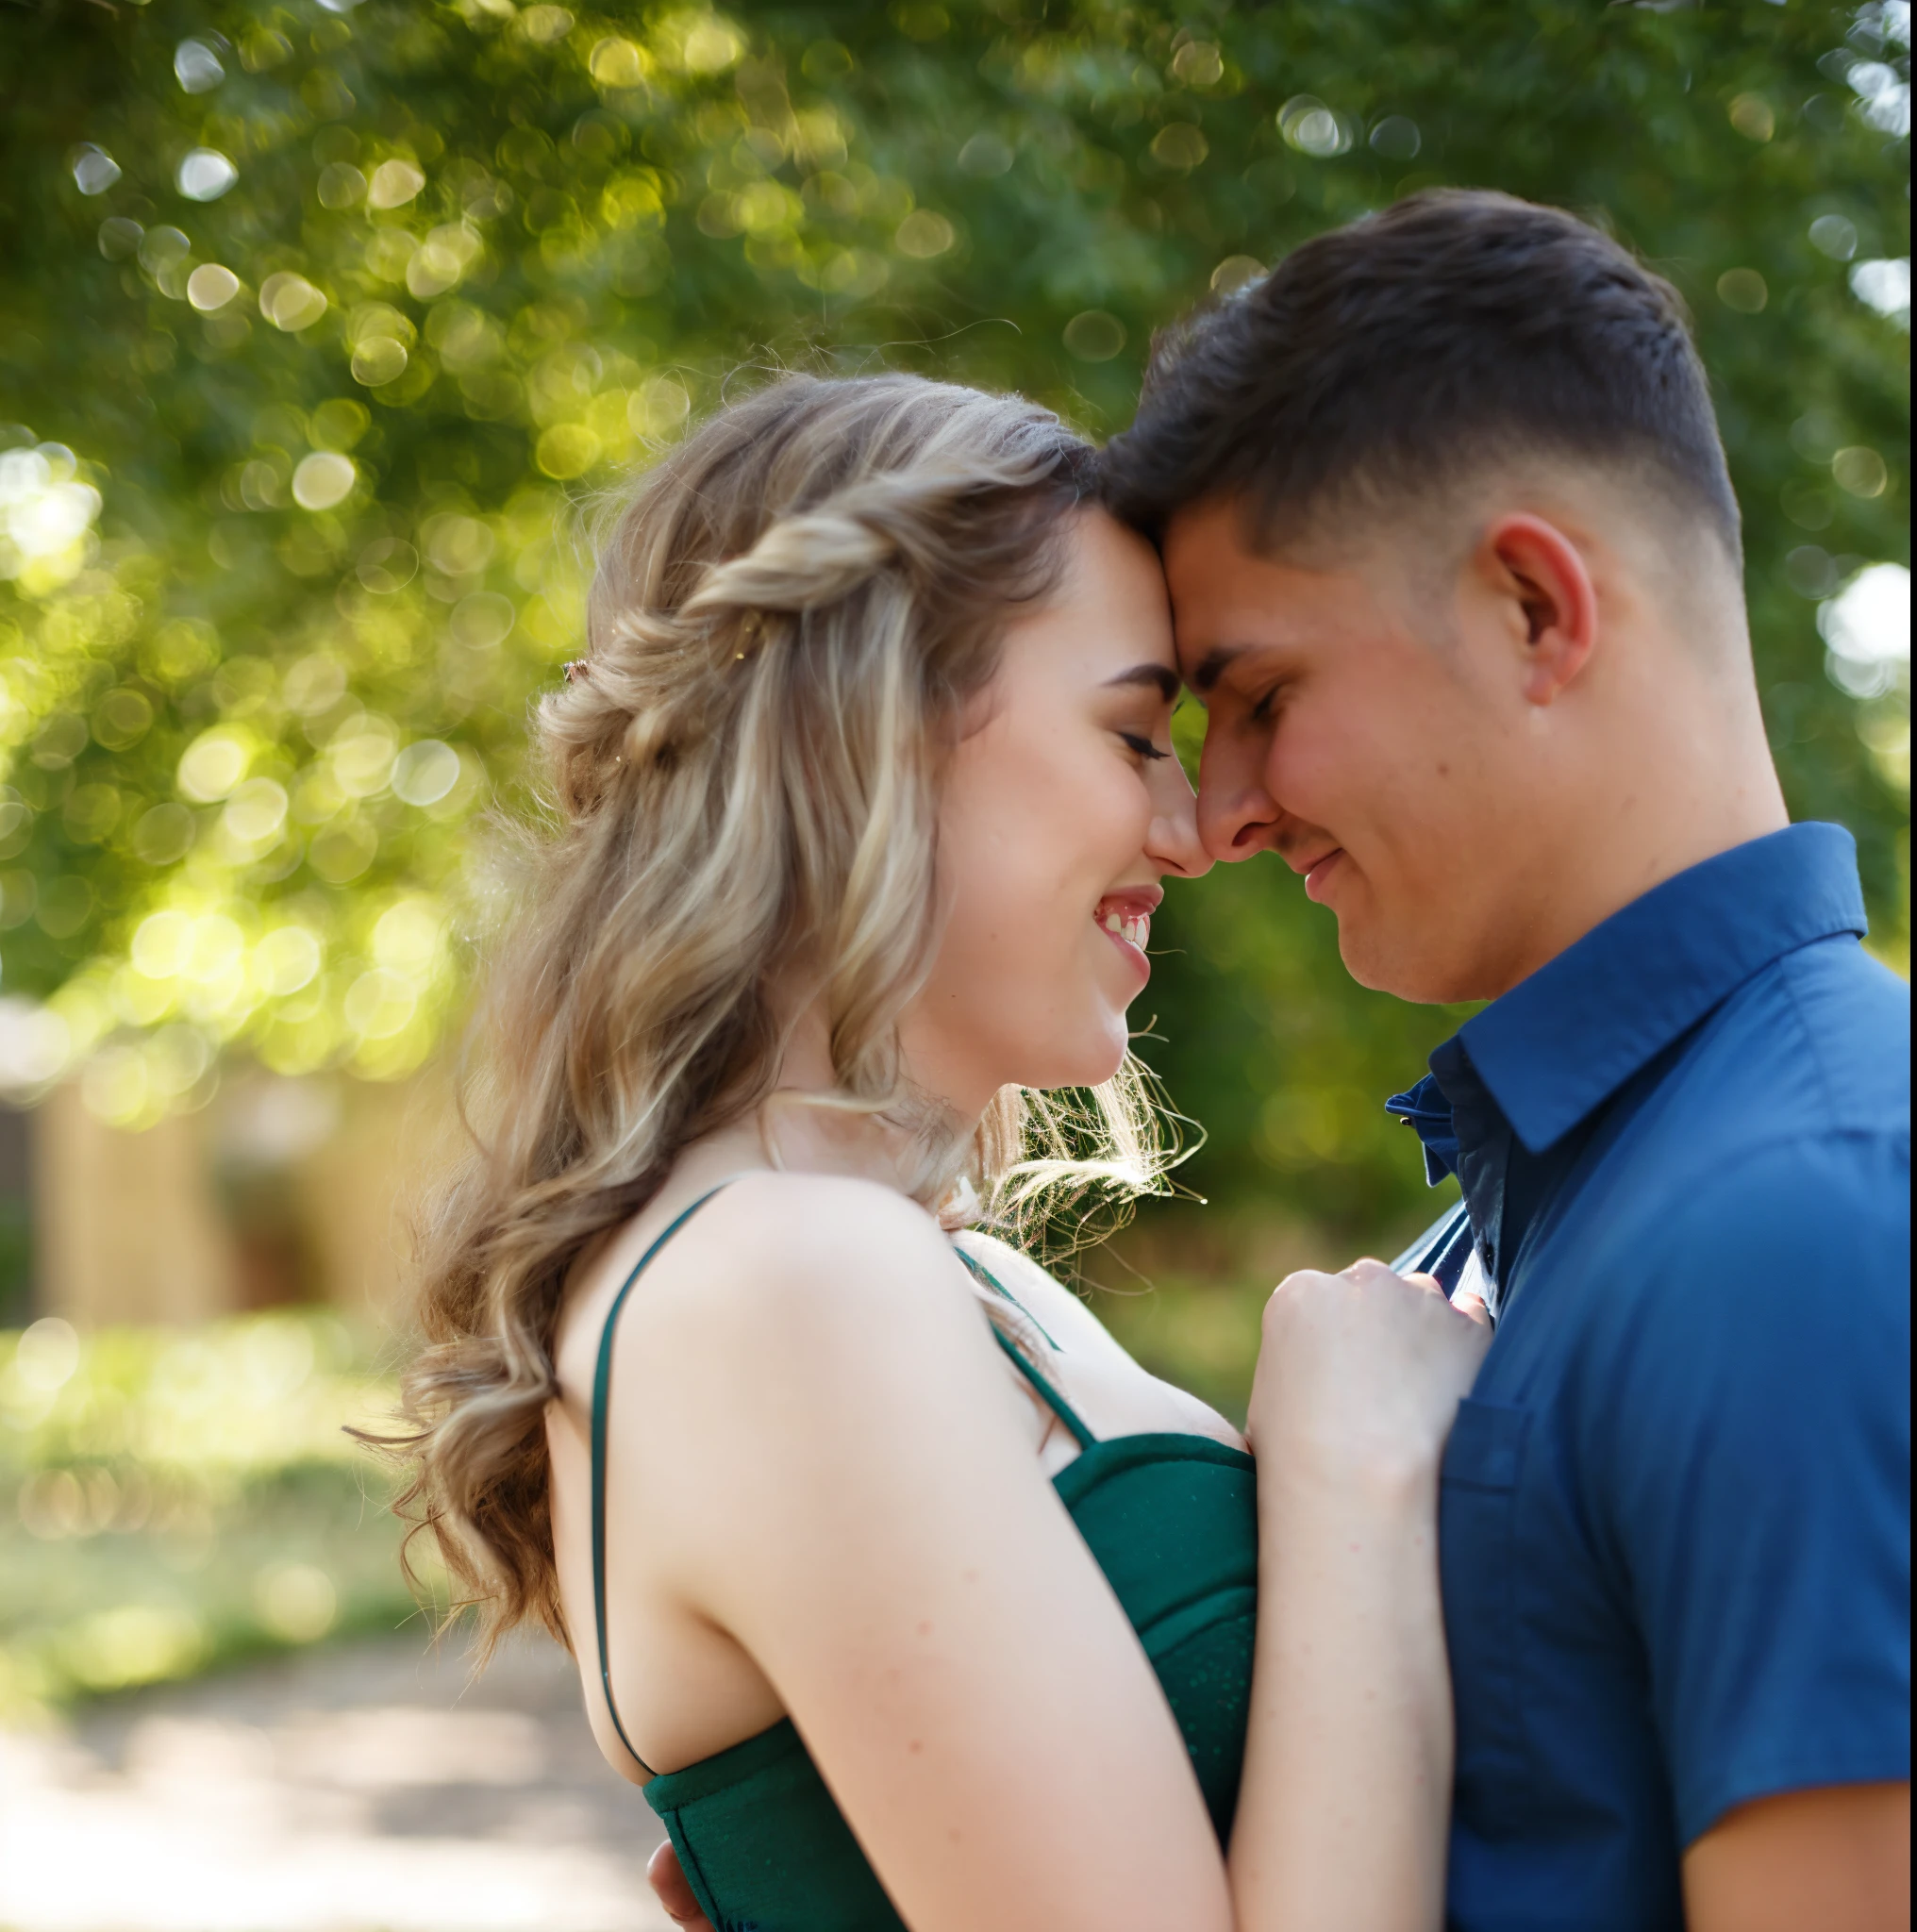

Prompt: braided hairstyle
[{"left": 394, "top": 374, "right": 1168, "bottom": 1655}]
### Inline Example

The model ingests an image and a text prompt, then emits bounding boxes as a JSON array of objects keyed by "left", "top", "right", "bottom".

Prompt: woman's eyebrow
[{"left": 1103, "top": 663, "right": 1180, "bottom": 702}]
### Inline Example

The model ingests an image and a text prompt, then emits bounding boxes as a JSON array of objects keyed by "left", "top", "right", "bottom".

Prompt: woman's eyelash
[
  {"left": 1249, "top": 685, "right": 1284, "bottom": 724},
  {"left": 1120, "top": 732, "right": 1172, "bottom": 761}
]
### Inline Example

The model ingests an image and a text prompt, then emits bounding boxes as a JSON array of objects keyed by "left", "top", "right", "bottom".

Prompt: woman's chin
[{"left": 1011, "top": 1022, "right": 1131, "bottom": 1094}]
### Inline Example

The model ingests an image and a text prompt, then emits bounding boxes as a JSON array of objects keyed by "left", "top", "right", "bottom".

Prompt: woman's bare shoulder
[{"left": 565, "top": 1172, "right": 1002, "bottom": 1422}]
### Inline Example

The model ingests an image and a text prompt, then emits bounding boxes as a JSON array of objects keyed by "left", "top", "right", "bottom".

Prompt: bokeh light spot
[
  {"left": 15, "top": 1317, "right": 80, "bottom": 1391},
  {"left": 310, "top": 398, "right": 371, "bottom": 452},
  {"left": 255, "top": 1563, "right": 338, "bottom": 1642},
  {"left": 1063, "top": 310, "right": 1126, "bottom": 361},
  {"left": 317, "top": 161, "right": 367, "bottom": 209},
  {"left": 1170, "top": 40, "right": 1223, "bottom": 86},
  {"left": 957, "top": 132, "right": 1013, "bottom": 176},
  {"left": 175, "top": 38, "right": 226, "bottom": 93},
  {"left": 1210, "top": 255, "right": 1264, "bottom": 295},
  {"left": 224, "top": 777, "right": 291, "bottom": 844},
  {"left": 292, "top": 452, "right": 356, "bottom": 511},
  {"left": 1150, "top": 124, "right": 1209, "bottom": 171},
  {"left": 1279, "top": 96, "right": 1351, "bottom": 157},
  {"left": 259, "top": 273, "right": 329, "bottom": 332},
  {"left": 350, "top": 337, "right": 409, "bottom": 386},
  {"left": 255, "top": 925, "right": 324, "bottom": 996},
  {"left": 1831, "top": 445, "right": 1889, "bottom": 498},
  {"left": 71, "top": 144, "right": 122, "bottom": 194},
  {"left": 176, "top": 148, "right": 239, "bottom": 202},
  {"left": 1369, "top": 115, "right": 1421, "bottom": 159},
  {"left": 98, "top": 215, "right": 143, "bottom": 259},
  {"left": 354, "top": 539, "right": 417, "bottom": 595},
  {"left": 1820, "top": 562, "right": 1909, "bottom": 701},
  {"left": 187, "top": 263, "right": 241, "bottom": 312},
  {"left": 1850, "top": 258, "right": 1910, "bottom": 325},
  {"left": 178, "top": 729, "right": 252, "bottom": 804},
  {"left": 590, "top": 37, "right": 649, "bottom": 88},
  {"left": 450, "top": 591, "right": 514, "bottom": 649},
  {"left": 1809, "top": 213, "right": 1859, "bottom": 261},
  {"left": 520, "top": 6, "right": 575, "bottom": 42},
  {"left": 895, "top": 210, "right": 955, "bottom": 258},
  {"left": 536, "top": 424, "right": 601, "bottom": 478},
  {"left": 132, "top": 804, "right": 196, "bottom": 866},
  {"left": 421, "top": 513, "right": 494, "bottom": 576},
  {"left": 1716, "top": 268, "right": 1768, "bottom": 313},
  {"left": 1728, "top": 93, "right": 1775, "bottom": 142},
  {"left": 366, "top": 158, "right": 426, "bottom": 209},
  {"left": 392, "top": 741, "right": 462, "bottom": 808}
]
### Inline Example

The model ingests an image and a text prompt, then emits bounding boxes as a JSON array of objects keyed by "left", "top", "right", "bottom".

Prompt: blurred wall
[{"left": 27, "top": 1067, "right": 459, "bottom": 1330}]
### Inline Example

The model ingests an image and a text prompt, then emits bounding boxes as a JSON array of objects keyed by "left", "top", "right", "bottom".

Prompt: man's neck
[{"left": 1484, "top": 745, "right": 1790, "bottom": 1000}]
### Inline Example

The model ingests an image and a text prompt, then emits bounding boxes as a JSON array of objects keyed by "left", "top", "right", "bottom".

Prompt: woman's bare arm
[
  {"left": 1229, "top": 1260, "right": 1489, "bottom": 1932},
  {"left": 608, "top": 1174, "right": 1234, "bottom": 1932}
]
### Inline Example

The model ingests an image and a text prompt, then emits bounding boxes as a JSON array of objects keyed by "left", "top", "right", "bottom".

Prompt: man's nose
[{"left": 1195, "top": 737, "right": 1280, "bottom": 864}]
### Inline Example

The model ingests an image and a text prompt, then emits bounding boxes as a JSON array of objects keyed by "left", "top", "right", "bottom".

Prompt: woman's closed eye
[{"left": 1119, "top": 731, "right": 1172, "bottom": 762}]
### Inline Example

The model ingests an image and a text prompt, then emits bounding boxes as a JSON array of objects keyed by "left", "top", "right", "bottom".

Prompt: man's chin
[{"left": 1334, "top": 918, "right": 1467, "bottom": 1006}]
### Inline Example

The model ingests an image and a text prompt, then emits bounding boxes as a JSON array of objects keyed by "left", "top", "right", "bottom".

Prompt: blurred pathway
[{"left": 0, "top": 1634, "right": 673, "bottom": 1932}]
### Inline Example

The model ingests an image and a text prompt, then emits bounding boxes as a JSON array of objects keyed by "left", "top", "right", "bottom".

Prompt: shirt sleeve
[{"left": 1591, "top": 1129, "right": 1910, "bottom": 1847}]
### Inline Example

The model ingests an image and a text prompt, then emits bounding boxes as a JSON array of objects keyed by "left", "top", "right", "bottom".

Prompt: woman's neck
[{"left": 677, "top": 1005, "right": 979, "bottom": 1200}]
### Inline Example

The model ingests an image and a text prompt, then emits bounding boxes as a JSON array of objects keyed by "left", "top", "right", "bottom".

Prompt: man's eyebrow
[
  {"left": 1187, "top": 645, "right": 1246, "bottom": 694},
  {"left": 1102, "top": 663, "right": 1180, "bottom": 702}
]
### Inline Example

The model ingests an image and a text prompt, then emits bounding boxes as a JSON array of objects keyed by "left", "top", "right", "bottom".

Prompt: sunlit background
[{"left": 0, "top": 1, "right": 1908, "bottom": 1925}]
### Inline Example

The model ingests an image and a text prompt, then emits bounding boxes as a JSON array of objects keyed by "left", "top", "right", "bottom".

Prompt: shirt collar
[{"left": 1452, "top": 822, "right": 1867, "bottom": 1156}]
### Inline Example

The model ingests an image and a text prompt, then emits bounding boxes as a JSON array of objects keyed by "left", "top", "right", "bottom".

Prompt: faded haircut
[{"left": 1100, "top": 189, "right": 1742, "bottom": 571}]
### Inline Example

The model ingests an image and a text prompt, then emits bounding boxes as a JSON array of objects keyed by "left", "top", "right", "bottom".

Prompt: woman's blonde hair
[{"left": 394, "top": 374, "right": 1179, "bottom": 1657}]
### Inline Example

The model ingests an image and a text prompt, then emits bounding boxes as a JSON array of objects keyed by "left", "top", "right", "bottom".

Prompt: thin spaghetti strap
[
  {"left": 987, "top": 1325, "right": 1099, "bottom": 1453},
  {"left": 955, "top": 1246, "right": 1096, "bottom": 1450},
  {"left": 953, "top": 1244, "right": 1059, "bottom": 1348},
  {"left": 591, "top": 1185, "right": 733, "bottom": 1777}
]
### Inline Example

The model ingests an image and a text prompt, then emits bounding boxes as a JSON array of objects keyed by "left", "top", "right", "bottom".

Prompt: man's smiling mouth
[{"left": 1301, "top": 849, "right": 1346, "bottom": 904}]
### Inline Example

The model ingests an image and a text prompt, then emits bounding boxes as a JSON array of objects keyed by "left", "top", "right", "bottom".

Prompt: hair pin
[{"left": 563, "top": 659, "right": 591, "bottom": 684}]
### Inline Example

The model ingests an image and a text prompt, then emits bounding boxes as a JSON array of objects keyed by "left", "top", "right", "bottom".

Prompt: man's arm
[
  {"left": 1596, "top": 1140, "right": 1909, "bottom": 1910},
  {"left": 1683, "top": 1782, "right": 1909, "bottom": 1932}
]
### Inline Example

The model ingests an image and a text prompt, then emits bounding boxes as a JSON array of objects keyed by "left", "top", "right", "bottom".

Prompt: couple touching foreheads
[{"left": 393, "top": 192, "right": 1909, "bottom": 1931}]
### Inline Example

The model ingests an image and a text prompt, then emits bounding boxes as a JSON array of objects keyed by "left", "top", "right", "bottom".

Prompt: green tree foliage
[{"left": 0, "top": 0, "right": 1906, "bottom": 1251}]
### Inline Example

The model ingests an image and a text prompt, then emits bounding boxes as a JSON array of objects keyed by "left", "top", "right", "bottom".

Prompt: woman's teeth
[{"left": 1099, "top": 909, "right": 1150, "bottom": 948}]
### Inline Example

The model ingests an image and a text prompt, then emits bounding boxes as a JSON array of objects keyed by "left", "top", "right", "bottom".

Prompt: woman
[{"left": 393, "top": 374, "right": 1487, "bottom": 1932}]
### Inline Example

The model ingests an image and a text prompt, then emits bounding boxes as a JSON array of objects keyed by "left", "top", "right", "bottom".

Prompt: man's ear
[{"left": 1473, "top": 513, "right": 1598, "bottom": 707}]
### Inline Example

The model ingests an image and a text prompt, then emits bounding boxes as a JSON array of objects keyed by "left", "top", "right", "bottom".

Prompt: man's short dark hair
[{"left": 1101, "top": 189, "right": 1742, "bottom": 567}]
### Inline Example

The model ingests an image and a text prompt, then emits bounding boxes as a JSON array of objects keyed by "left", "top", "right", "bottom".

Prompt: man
[
  {"left": 651, "top": 190, "right": 1909, "bottom": 1929},
  {"left": 1101, "top": 190, "right": 1909, "bottom": 1931}
]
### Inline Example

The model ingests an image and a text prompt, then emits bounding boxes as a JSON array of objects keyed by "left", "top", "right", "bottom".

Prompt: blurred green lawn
[{"left": 0, "top": 1310, "right": 422, "bottom": 1717}]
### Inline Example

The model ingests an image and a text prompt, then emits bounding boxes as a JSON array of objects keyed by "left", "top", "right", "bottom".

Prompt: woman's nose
[{"left": 1147, "top": 754, "right": 1214, "bottom": 880}]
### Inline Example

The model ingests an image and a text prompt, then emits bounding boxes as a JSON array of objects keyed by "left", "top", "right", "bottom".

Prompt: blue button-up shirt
[{"left": 1392, "top": 823, "right": 1909, "bottom": 1931}]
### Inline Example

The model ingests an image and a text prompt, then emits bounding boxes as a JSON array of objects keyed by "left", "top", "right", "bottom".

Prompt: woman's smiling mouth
[{"left": 1093, "top": 888, "right": 1161, "bottom": 975}]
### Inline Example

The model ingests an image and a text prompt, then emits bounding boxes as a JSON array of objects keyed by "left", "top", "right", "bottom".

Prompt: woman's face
[{"left": 901, "top": 509, "right": 1210, "bottom": 1118}]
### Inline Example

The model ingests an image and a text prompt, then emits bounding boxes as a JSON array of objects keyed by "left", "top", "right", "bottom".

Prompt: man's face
[{"left": 1163, "top": 497, "right": 1530, "bottom": 1003}]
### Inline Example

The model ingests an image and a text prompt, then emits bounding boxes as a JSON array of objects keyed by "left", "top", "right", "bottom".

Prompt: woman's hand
[
  {"left": 649, "top": 1841, "right": 714, "bottom": 1929},
  {"left": 1247, "top": 1258, "right": 1492, "bottom": 1507}
]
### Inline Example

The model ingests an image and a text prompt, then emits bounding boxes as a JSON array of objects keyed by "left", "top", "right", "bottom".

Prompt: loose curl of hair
[{"left": 390, "top": 374, "right": 1183, "bottom": 1659}]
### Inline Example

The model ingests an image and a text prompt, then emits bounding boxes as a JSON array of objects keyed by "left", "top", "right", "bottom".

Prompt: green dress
[{"left": 592, "top": 1192, "right": 1259, "bottom": 1932}]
